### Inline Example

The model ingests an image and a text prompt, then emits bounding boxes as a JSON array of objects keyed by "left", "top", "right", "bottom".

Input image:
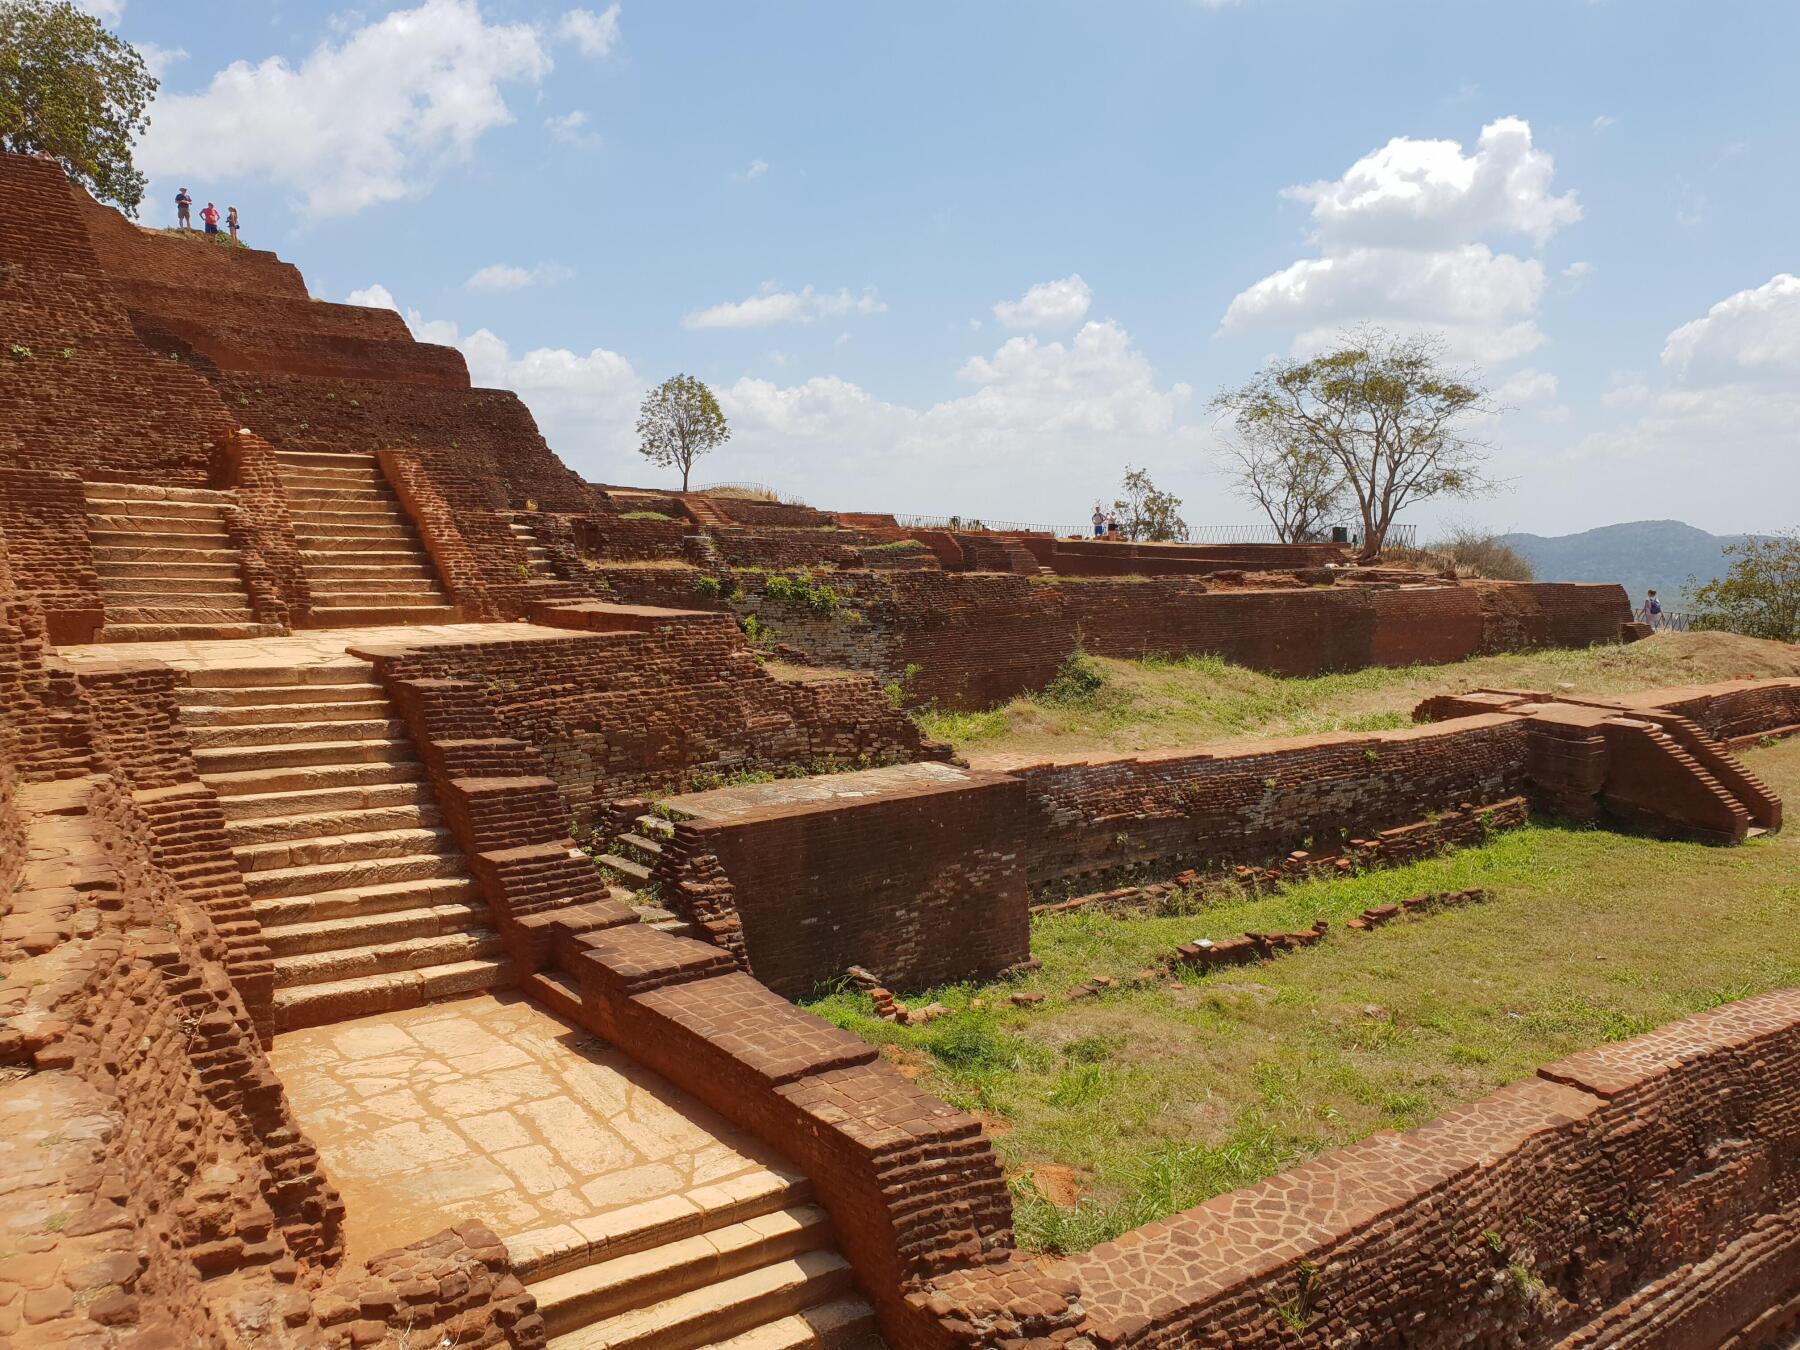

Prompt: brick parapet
[
  {"left": 378, "top": 447, "right": 496, "bottom": 616},
  {"left": 212, "top": 427, "right": 309, "bottom": 624},
  {"left": 0, "top": 466, "right": 104, "bottom": 643}
]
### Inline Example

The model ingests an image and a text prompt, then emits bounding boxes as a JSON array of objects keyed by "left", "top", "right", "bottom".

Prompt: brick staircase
[
  {"left": 513, "top": 1156, "right": 878, "bottom": 1350},
  {"left": 681, "top": 494, "right": 737, "bottom": 528},
  {"left": 508, "top": 514, "right": 555, "bottom": 577},
  {"left": 178, "top": 663, "right": 509, "bottom": 1031},
  {"left": 596, "top": 813, "right": 699, "bottom": 936},
  {"left": 84, "top": 481, "right": 283, "bottom": 641},
  {"left": 273, "top": 450, "right": 459, "bottom": 626}
]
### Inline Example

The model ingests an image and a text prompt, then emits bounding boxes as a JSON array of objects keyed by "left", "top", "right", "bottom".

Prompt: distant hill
[{"left": 1500, "top": 520, "right": 1755, "bottom": 606}]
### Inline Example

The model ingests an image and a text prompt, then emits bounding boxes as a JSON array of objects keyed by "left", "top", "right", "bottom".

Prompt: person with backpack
[{"left": 1639, "top": 589, "right": 1664, "bottom": 629}]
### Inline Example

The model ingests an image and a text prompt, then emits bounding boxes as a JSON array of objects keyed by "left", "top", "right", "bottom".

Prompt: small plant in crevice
[
  {"left": 1271, "top": 1259, "right": 1324, "bottom": 1331},
  {"left": 693, "top": 575, "right": 724, "bottom": 599},
  {"left": 763, "top": 571, "right": 840, "bottom": 616},
  {"left": 8, "top": 344, "right": 30, "bottom": 360}
]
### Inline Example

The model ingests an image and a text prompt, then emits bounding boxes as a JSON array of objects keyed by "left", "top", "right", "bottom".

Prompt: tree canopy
[
  {"left": 1690, "top": 531, "right": 1800, "bottom": 643},
  {"left": 636, "top": 373, "right": 730, "bottom": 492},
  {"left": 1213, "top": 328, "right": 1498, "bottom": 560},
  {"left": 0, "top": 0, "right": 156, "bottom": 214},
  {"left": 1112, "top": 466, "right": 1188, "bottom": 543}
]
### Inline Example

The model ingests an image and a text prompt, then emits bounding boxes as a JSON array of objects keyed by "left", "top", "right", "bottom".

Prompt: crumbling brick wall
[{"left": 1048, "top": 988, "right": 1800, "bottom": 1347}]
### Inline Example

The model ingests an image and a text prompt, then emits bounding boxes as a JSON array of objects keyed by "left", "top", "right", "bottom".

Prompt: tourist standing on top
[
  {"left": 201, "top": 201, "right": 219, "bottom": 235},
  {"left": 1105, "top": 509, "right": 1120, "bottom": 539},
  {"left": 175, "top": 186, "right": 192, "bottom": 228},
  {"left": 227, "top": 206, "right": 240, "bottom": 242},
  {"left": 1091, "top": 503, "right": 1106, "bottom": 538},
  {"left": 1639, "top": 589, "right": 1664, "bottom": 629}
]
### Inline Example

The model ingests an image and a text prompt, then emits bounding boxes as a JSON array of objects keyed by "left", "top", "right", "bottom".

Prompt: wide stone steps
[
  {"left": 251, "top": 874, "right": 483, "bottom": 927},
  {"left": 234, "top": 823, "right": 456, "bottom": 873},
  {"left": 271, "top": 957, "right": 511, "bottom": 1032},
  {"left": 300, "top": 604, "right": 459, "bottom": 626},
  {"left": 710, "top": 1300, "right": 881, "bottom": 1350},
  {"left": 97, "top": 559, "right": 247, "bottom": 582},
  {"left": 305, "top": 563, "right": 441, "bottom": 582},
  {"left": 182, "top": 697, "right": 394, "bottom": 727},
  {"left": 107, "top": 622, "right": 282, "bottom": 642},
  {"left": 298, "top": 534, "right": 427, "bottom": 554},
  {"left": 194, "top": 736, "right": 419, "bottom": 775},
  {"left": 106, "top": 604, "right": 258, "bottom": 624},
  {"left": 95, "top": 574, "right": 250, "bottom": 597},
  {"left": 183, "top": 679, "right": 383, "bottom": 706},
  {"left": 597, "top": 853, "right": 654, "bottom": 884},
  {"left": 238, "top": 848, "right": 470, "bottom": 899},
  {"left": 225, "top": 799, "right": 441, "bottom": 844},
  {"left": 204, "top": 760, "right": 430, "bottom": 801},
  {"left": 547, "top": 1251, "right": 857, "bottom": 1350},
  {"left": 93, "top": 543, "right": 244, "bottom": 565},
  {"left": 262, "top": 900, "right": 492, "bottom": 957},
  {"left": 535, "top": 1205, "right": 834, "bottom": 1338},
  {"left": 89, "top": 521, "right": 233, "bottom": 545},
  {"left": 85, "top": 479, "right": 272, "bottom": 638},
  {"left": 274, "top": 928, "right": 504, "bottom": 989},
  {"left": 188, "top": 716, "right": 405, "bottom": 749}
]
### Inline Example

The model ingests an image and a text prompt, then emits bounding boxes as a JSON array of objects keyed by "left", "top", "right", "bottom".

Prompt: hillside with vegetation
[{"left": 1501, "top": 519, "right": 1758, "bottom": 603}]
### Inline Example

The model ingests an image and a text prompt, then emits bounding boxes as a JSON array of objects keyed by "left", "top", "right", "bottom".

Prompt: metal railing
[{"left": 891, "top": 514, "right": 1417, "bottom": 550}]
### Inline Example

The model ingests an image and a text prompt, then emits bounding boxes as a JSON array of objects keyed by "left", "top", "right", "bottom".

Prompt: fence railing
[{"left": 891, "top": 514, "right": 1416, "bottom": 550}]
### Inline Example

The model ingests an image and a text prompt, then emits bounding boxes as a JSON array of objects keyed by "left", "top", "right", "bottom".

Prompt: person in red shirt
[{"left": 201, "top": 202, "right": 220, "bottom": 235}]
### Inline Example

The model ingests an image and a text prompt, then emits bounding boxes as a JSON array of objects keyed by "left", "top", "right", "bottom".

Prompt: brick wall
[
  {"left": 654, "top": 766, "right": 1033, "bottom": 997},
  {"left": 1048, "top": 988, "right": 1800, "bottom": 1347},
  {"left": 0, "top": 467, "right": 104, "bottom": 643},
  {"left": 356, "top": 606, "right": 941, "bottom": 824}
]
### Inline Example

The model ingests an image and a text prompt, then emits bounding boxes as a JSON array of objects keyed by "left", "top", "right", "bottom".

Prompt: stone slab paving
[
  {"left": 662, "top": 759, "right": 974, "bottom": 820},
  {"left": 56, "top": 620, "right": 585, "bottom": 671},
  {"left": 269, "top": 991, "right": 789, "bottom": 1261}
]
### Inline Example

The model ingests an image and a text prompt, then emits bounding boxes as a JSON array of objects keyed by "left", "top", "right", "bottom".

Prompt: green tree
[
  {"left": 1113, "top": 466, "right": 1188, "bottom": 543},
  {"left": 1213, "top": 327, "right": 1498, "bottom": 561},
  {"left": 636, "top": 373, "right": 730, "bottom": 492},
  {"left": 1689, "top": 531, "right": 1800, "bottom": 642},
  {"left": 0, "top": 0, "right": 156, "bottom": 214}
]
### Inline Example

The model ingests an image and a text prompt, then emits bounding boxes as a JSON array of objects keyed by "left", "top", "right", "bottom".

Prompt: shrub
[
  {"left": 693, "top": 575, "right": 724, "bottom": 598},
  {"left": 620, "top": 509, "right": 672, "bottom": 521},
  {"left": 762, "top": 572, "right": 840, "bottom": 616},
  {"left": 1040, "top": 649, "right": 1107, "bottom": 707},
  {"left": 1423, "top": 526, "right": 1536, "bottom": 581}
]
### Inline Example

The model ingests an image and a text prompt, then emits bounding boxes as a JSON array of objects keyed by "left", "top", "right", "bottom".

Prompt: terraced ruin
[{"left": 2, "top": 151, "right": 1797, "bottom": 1348}]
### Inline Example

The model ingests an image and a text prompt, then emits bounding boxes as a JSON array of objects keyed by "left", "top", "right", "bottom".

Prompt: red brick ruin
[{"left": 2, "top": 152, "right": 1795, "bottom": 1346}]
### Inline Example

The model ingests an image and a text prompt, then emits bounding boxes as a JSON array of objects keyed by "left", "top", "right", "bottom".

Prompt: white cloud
[
  {"left": 345, "top": 283, "right": 400, "bottom": 310},
  {"left": 1592, "top": 114, "right": 1618, "bottom": 132},
  {"left": 1600, "top": 374, "right": 1650, "bottom": 407},
  {"left": 73, "top": 0, "right": 124, "bottom": 23},
  {"left": 1496, "top": 367, "right": 1558, "bottom": 405},
  {"left": 137, "top": 0, "right": 553, "bottom": 219},
  {"left": 559, "top": 5, "right": 622, "bottom": 57},
  {"left": 1562, "top": 260, "right": 1593, "bottom": 282},
  {"left": 545, "top": 110, "right": 600, "bottom": 148},
  {"left": 732, "top": 158, "right": 770, "bottom": 183},
  {"left": 1660, "top": 274, "right": 1800, "bottom": 382},
  {"left": 1223, "top": 117, "right": 1580, "bottom": 366},
  {"left": 464, "top": 261, "right": 575, "bottom": 292},
  {"left": 138, "top": 42, "right": 188, "bottom": 79},
  {"left": 993, "top": 274, "right": 1094, "bottom": 331},
  {"left": 683, "top": 283, "right": 887, "bottom": 330}
]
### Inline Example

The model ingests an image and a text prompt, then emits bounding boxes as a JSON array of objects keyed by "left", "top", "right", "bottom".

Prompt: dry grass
[
  {"left": 804, "top": 735, "right": 1800, "bottom": 1254},
  {"left": 918, "top": 631, "right": 1800, "bottom": 761}
]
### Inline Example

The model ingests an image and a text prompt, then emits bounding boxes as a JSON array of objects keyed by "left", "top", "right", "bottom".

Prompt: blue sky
[{"left": 103, "top": 0, "right": 1799, "bottom": 537}]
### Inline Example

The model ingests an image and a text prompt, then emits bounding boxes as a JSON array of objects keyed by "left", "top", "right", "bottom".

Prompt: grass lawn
[
  {"left": 916, "top": 631, "right": 1800, "bottom": 760},
  {"left": 801, "top": 736, "right": 1800, "bottom": 1255}
]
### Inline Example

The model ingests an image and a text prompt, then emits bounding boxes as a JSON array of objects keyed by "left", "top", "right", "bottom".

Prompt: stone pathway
[
  {"left": 57, "top": 620, "right": 580, "bottom": 671},
  {"left": 270, "top": 991, "right": 791, "bottom": 1262}
]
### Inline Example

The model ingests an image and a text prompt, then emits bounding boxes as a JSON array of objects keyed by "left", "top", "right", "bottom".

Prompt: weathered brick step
[
  {"left": 205, "top": 759, "right": 428, "bottom": 801},
  {"left": 304, "top": 567, "right": 441, "bottom": 586},
  {"left": 94, "top": 559, "right": 246, "bottom": 581},
  {"left": 226, "top": 802, "right": 441, "bottom": 846},
  {"left": 252, "top": 873, "right": 483, "bottom": 927},
  {"left": 241, "top": 848, "right": 470, "bottom": 899},
  {"left": 262, "top": 900, "right": 490, "bottom": 957},
  {"left": 83, "top": 481, "right": 231, "bottom": 505},
  {"left": 535, "top": 1207, "right": 832, "bottom": 1338},
  {"left": 188, "top": 716, "right": 405, "bottom": 749},
  {"left": 290, "top": 503, "right": 401, "bottom": 521},
  {"left": 183, "top": 680, "right": 384, "bottom": 707},
  {"left": 180, "top": 697, "right": 392, "bottom": 726},
  {"left": 184, "top": 662, "right": 371, "bottom": 690},
  {"left": 94, "top": 545, "right": 245, "bottom": 565},
  {"left": 636, "top": 815, "right": 676, "bottom": 841},
  {"left": 708, "top": 1298, "right": 880, "bottom": 1350},
  {"left": 299, "top": 535, "right": 424, "bottom": 554},
  {"left": 302, "top": 589, "right": 446, "bottom": 608},
  {"left": 82, "top": 496, "right": 228, "bottom": 521},
  {"left": 96, "top": 574, "right": 249, "bottom": 596},
  {"left": 195, "top": 735, "right": 419, "bottom": 775},
  {"left": 273, "top": 928, "right": 505, "bottom": 988},
  {"left": 271, "top": 957, "right": 513, "bottom": 1033},
  {"left": 234, "top": 824, "right": 456, "bottom": 873},
  {"left": 106, "top": 604, "right": 257, "bottom": 625},
  {"left": 616, "top": 832, "right": 665, "bottom": 858},
  {"left": 105, "top": 622, "right": 281, "bottom": 642},
  {"left": 547, "top": 1252, "right": 855, "bottom": 1350},
  {"left": 302, "top": 605, "right": 458, "bottom": 626},
  {"left": 274, "top": 449, "right": 381, "bottom": 469},
  {"left": 89, "top": 517, "right": 231, "bottom": 540},
  {"left": 285, "top": 485, "right": 394, "bottom": 504},
  {"left": 514, "top": 1169, "right": 815, "bottom": 1285},
  {"left": 597, "top": 853, "right": 654, "bottom": 884},
  {"left": 292, "top": 522, "right": 418, "bottom": 542}
]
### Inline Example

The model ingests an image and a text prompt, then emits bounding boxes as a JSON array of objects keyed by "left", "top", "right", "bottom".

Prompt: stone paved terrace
[
  {"left": 268, "top": 992, "right": 796, "bottom": 1262},
  {"left": 55, "top": 619, "right": 582, "bottom": 672}
]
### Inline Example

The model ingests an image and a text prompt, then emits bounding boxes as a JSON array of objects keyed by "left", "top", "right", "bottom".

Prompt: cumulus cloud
[
  {"left": 545, "top": 110, "right": 600, "bottom": 148},
  {"left": 73, "top": 0, "right": 124, "bottom": 22},
  {"left": 1223, "top": 117, "right": 1579, "bottom": 364},
  {"left": 464, "top": 261, "right": 575, "bottom": 292},
  {"left": 683, "top": 284, "right": 887, "bottom": 330},
  {"left": 559, "top": 5, "right": 622, "bottom": 57},
  {"left": 992, "top": 274, "right": 1093, "bottom": 331},
  {"left": 1660, "top": 274, "right": 1800, "bottom": 382},
  {"left": 1495, "top": 367, "right": 1558, "bottom": 405},
  {"left": 732, "top": 158, "right": 770, "bottom": 183},
  {"left": 345, "top": 283, "right": 400, "bottom": 310},
  {"left": 137, "top": 0, "right": 553, "bottom": 219}
]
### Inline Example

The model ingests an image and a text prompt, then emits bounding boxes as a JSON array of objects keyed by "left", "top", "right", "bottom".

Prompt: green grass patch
[{"left": 801, "top": 738, "right": 1800, "bottom": 1253}]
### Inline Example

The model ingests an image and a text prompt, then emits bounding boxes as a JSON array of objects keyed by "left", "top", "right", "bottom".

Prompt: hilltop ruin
[{"left": 2, "top": 153, "right": 1796, "bottom": 1348}]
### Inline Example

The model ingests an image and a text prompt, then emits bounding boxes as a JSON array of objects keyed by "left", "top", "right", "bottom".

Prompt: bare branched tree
[
  {"left": 1219, "top": 439, "right": 1347, "bottom": 543},
  {"left": 1212, "top": 327, "right": 1500, "bottom": 560}
]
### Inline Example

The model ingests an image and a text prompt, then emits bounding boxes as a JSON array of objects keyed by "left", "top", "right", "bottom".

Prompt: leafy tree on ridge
[{"left": 636, "top": 373, "right": 730, "bottom": 492}]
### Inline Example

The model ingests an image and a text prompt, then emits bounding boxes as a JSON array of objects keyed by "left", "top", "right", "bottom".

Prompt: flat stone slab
[
  {"left": 661, "top": 760, "right": 976, "bottom": 822},
  {"left": 269, "top": 990, "right": 788, "bottom": 1261}
]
